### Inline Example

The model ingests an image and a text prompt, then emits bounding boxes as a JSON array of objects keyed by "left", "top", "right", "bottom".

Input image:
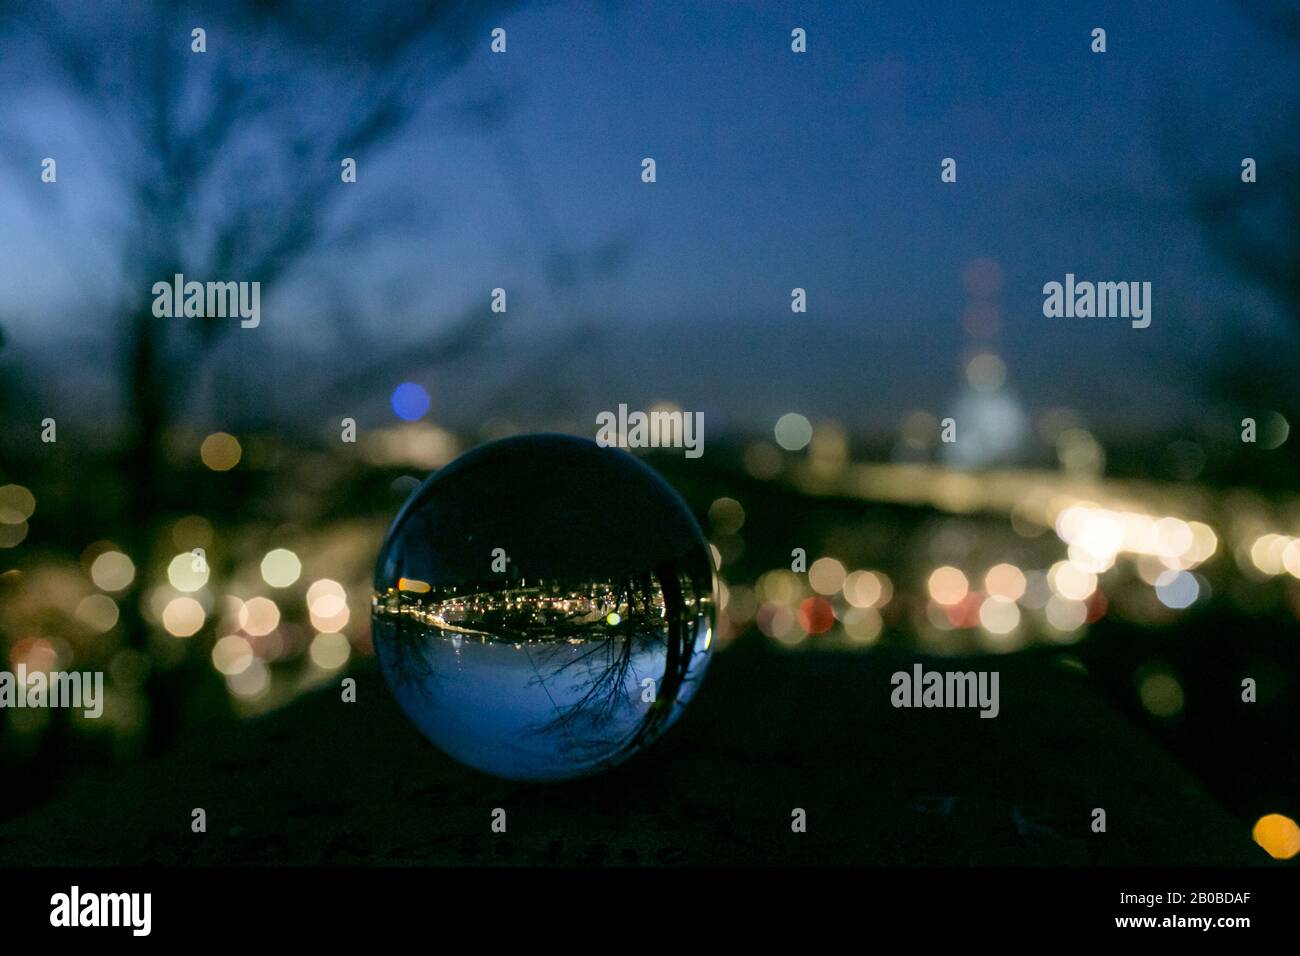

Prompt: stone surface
[{"left": 0, "top": 645, "right": 1263, "bottom": 866}]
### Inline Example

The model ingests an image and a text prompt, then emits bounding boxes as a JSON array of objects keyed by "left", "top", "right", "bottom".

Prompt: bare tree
[
  {"left": 0, "top": 1, "right": 524, "bottom": 752},
  {"left": 3, "top": 3, "right": 510, "bottom": 570}
]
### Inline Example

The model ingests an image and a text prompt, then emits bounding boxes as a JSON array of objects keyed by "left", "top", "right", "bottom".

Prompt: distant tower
[{"left": 942, "top": 259, "right": 1028, "bottom": 469}]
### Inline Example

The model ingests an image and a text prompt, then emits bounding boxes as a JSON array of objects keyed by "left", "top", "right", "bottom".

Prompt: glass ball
[{"left": 371, "top": 434, "right": 715, "bottom": 781}]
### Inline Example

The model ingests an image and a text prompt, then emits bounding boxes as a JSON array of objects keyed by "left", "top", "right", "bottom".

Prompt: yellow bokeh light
[
  {"left": 167, "top": 552, "right": 210, "bottom": 592},
  {"left": 162, "top": 596, "right": 206, "bottom": 637},
  {"left": 310, "top": 632, "right": 352, "bottom": 670},
  {"left": 842, "top": 606, "right": 882, "bottom": 644},
  {"left": 979, "top": 596, "right": 1020, "bottom": 635},
  {"left": 212, "top": 634, "right": 254, "bottom": 676},
  {"left": 1138, "top": 671, "right": 1184, "bottom": 718},
  {"left": 1185, "top": 521, "right": 1218, "bottom": 565},
  {"left": 1252, "top": 814, "right": 1300, "bottom": 860},
  {"left": 227, "top": 659, "right": 270, "bottom": 699},
  {"left": 927, "top": 566, "right": 968, "bottom": 606},
  {"left": 965, "top": 352, "right": 1006, "bottom": 392},
  {"left": 308, "top": 589, "right": 350, "bottom": 632},
  {"left": 707, "top": 497, "right": 745, "bottom": 534},
  {"left": 1250, "top": 534, "right": 1289, "bottom": 576},
  {"left": 757, "top": 603, "right": 802, "bottom": 645},
  {"left": 808, "top": 557, "right": 847, "bottom": 595},
  {"left": 307, "top": 578, "right": 346, "bottom": 611},
  {"left": 1049, "top": 561, "right": 1097, "bottom": 601},
  {"left": 239, "top": 596, "right": 280, "bottom": 637},
  {"left": 0, "top": 522, "right": 27, "bottom": 548},
  {"left": 1152, "top": 517, "right": 1193, "bottom": 559},
  {"left": 260, "top": 548, "right": 302, "bottom": 588},
  {"left": 984, "top": 563, "right": 1026, "bottom": 602},
  {"left": 90, "top": 550, "right": 136, "bottom": 592},
  {"left": 1045, "top": 595, "right": 1087, "bottom": 633},
  {"left": 756, "top": 569, "right": 803, "bottom": 606},
  {"left": 1283, "top": 539, "right": 1300, "bottom": 579},
  {"left": 742, "top": 442, "right": 783, "bottom": 480},
  {"left": 75, "top": 594, "right": 119, "bottom": 633},
  {"left": 200, "top": 432, "right": 242, "bottom": 471},
  {"left": 843, "top": 570, "right": 889, "bottom": 608},
  {"left": 0, "top": 484, "right": 36, "bottom": 524}
]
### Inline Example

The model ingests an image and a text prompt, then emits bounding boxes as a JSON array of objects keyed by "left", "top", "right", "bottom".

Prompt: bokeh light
[
  {"left": 90, "top": 551, "right": 135, "bottom": 592},
  {"left": 309, "top": 632, "right": 352, "bottom": 670},
  {"left": 797, "top": 596, "right": 836, "bottom": 635},
  {"left": 808, "top": 557, "right": 847, "bottom": 595},
  {"left": 927, "top": 566, "right": 968, "bottom": 606},
  {"left": 162, "top": 596, "right": 206, "bottom": 637},
  {"left": 308, "top": 586, "right": 350, "bottom": 632},
  {"left": 757, "top": 602, "right": 801, "bottom": 646},
  {"left": 841, "top": 606, "right": 883, "bottom": 644},
  {"left": 1138, "top": 670, "right": 1184, "bottom": 718},
  {"left": 1045, "top": 595, "right": 1087, "bottom": 634},
  {"left": 984, "top": 563, "right": 1026, "bottom": 601},
  {"left": 0, "top": 484, "right": 36, "bottom": 524},
  {"left": 965, "top": 352, "right": 1007, "bottom": 392},
  {"left": 261, "top": 548, "right": 302, "bottom": 588},
  {"left": 167, "top": 552, "right": 210, "bottom": 592},
  {"left": 239, "top": 597, "right": 281, "bottom": 637},
  {"left": 707, "top": 497, "right": 746, "bottom": 534},
  {"left": 75, "top": 594, "right": 119, "bottom": 633},
  {"left": 774, "top": 413, "right": 813, "bottom": 451},
  {"left": 979, "top": 596, "right": 1020, "bottom": 635},
  {"left": 843, "top": 570, "right": 890, "bottom": 608},
  {"left": 1252, "top": 813, "right": 1300, "bottom": 860},
  {"left": 390, "top": 382, "right": 431, "bottom": 421},
  {"left": 1048, "top": 561, "right": 1097, "bottom": 601},
  {"left": 1155, "top": 570, "right": 1199, "bottom": 610},
  {"left": 200, "top": 432, "right": 242, "bottom": 471},
  {"left": 212, "top": 634, "right": 254, "bottom": 676},
  {"left": 227, "top": 659, "right": 271, "bottom": 700}
]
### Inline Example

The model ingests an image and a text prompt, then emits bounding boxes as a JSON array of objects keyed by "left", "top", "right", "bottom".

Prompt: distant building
[{"left": 942, "top": 353, "right": 1029, "bottom": 469}]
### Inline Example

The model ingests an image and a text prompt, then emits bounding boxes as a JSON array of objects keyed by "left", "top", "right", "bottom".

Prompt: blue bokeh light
[{"left": 391, "top": 382, "right": 430, "bottom": 421}]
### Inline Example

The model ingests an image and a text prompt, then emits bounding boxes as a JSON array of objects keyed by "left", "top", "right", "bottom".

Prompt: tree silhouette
[
  {"left": 0, "top": 0, "right": 518, "bottom": 749},
  {"left": 16, "top": 0, "right": 517, "bottom": 525}
]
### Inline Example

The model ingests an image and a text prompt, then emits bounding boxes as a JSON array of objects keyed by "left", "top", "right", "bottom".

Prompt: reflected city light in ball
[{"left": 371, "top": 435, "right": 714, "bottom": 781}]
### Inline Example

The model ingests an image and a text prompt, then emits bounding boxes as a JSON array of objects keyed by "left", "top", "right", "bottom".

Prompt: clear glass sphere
[{"left": 372, "top": 434, "right": 715, "bottom": 781}]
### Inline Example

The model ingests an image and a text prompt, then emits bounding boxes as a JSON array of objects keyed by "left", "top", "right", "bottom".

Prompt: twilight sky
[{"left": 1, "top": 0, "right": 1296, "bottom": 441}]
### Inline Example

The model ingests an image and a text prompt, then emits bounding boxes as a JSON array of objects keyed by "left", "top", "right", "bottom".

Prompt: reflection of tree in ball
[{"left": 372, "top": 435, "right": 715, "bottom": 781}]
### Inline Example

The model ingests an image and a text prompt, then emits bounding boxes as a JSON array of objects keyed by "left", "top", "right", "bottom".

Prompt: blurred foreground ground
[{"left": 0, "top": 643, "right": 1264, "bottom": 866}]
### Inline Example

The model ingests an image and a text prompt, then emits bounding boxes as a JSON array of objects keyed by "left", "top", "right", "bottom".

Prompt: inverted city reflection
[{"left": 371, "top": 435, "right": 715, "bottom": 781}]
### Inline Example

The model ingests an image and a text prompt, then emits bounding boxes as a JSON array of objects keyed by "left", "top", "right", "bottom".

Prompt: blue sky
[{"left": 1, "top": 0, "right": 1295, "bottom": 438}]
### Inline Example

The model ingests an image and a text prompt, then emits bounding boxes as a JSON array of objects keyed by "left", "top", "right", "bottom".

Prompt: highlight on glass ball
[{"left": 371, "top": 434, "right": 716, "bottom": 782}]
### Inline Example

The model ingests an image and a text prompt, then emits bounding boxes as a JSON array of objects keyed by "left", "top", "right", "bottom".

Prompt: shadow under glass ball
[{"left": 371, "top": 434, "right": 715, "bottom": 781}]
